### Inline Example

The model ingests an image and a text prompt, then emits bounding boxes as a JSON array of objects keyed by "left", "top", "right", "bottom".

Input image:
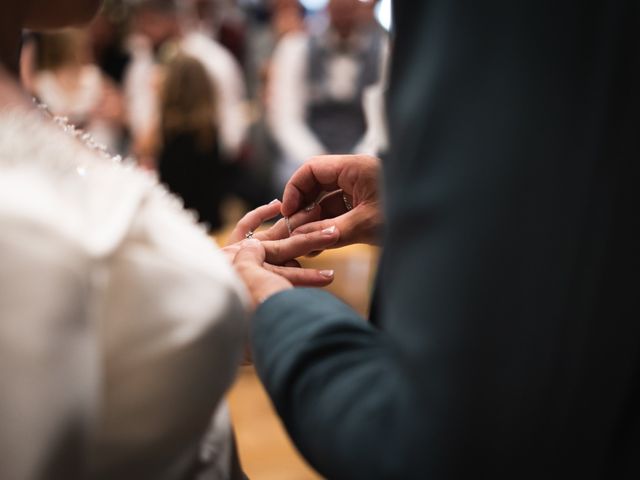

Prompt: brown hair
[
  {"left": 36, "top": 29, "right": 89, "bottom": 71},
  {"left": 160, "top": 53, "right": 218, "bottom": 150}
]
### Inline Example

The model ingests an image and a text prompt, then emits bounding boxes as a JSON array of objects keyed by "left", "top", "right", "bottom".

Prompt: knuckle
[
  {"left": 234, "top": 260, "right": 252, "bottom": 272},
  {"left": 269, "top": 242, "right": 282, "bottom": 261},
  {"left": 237, "top": 217, "right": 251, "bottom": 230}
]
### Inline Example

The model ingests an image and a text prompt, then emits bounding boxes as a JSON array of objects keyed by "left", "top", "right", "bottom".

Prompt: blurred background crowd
[{"left": 20, "top": 0, "right": 392, "bottom": 232}]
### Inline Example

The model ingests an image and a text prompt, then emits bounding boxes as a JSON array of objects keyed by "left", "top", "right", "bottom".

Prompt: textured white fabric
[{"left": 0, "top": 107, "right": 247, "bottom": 480}]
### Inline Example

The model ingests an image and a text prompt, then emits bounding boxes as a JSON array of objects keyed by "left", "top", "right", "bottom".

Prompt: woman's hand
[
  {"left": 232, "top": 239, "right": 295, "bottom": 309},
  {"left": 225, "top": 200, "right": 309, "bottom": 244},
  {"left": 281, "top": 154, "right": 383, "bottom": 248},
  {"left": 224, "top": 200, "right": 339, "bottom": 288}
]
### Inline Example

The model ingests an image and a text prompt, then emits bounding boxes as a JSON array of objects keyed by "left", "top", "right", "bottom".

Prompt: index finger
[{"left": 226, "top": 200, "right": 281, "bottom": 245}]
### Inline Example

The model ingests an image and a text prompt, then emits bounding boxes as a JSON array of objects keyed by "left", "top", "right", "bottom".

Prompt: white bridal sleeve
[
  {"left": 88, "top": 190, "right": 247, "bottom": 479},
  {"left": 0, "top": 214, "right": 98, "bottom": 480},
  {"left": 0, "top": 107, "right": 246, "bottom": 479}
]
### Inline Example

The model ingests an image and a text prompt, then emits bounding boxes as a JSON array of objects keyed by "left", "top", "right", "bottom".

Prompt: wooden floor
[
  {"left": 227, "top": 244, "right": 378, "bottom": 479},
  {"left": 229, "top": 367, "right": 320, "bottom": 480}
]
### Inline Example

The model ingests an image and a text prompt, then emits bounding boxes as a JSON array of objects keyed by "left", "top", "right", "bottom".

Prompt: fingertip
[
  {"left": 320, "top": 225, "right": 341, "bottom": 245},
  {"left": 319, "top": 270, "right": 334, "bottom": 279},
  {"left": 265, "top": 200, "right": 282, "bottom": 215},
  {"left": 315, "top": 270, "right": 335, "bottom": 286}
]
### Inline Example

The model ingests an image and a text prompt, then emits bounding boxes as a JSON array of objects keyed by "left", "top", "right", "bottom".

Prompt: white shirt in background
[{"left": 268, "top": 30, "right": 389, "bottom": 187}]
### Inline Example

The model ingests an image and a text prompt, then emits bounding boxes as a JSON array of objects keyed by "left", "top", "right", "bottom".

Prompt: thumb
[
  {"left": 233, "top": 239, "right": 293, "bottom": 308},
  {"left": 234, "top": 239, "right": 266, "bottom": 267}
]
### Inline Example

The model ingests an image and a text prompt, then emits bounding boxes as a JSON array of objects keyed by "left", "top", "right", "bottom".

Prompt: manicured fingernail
[
  {"left": 319, "top": 270, "right": 335, "bottom": 278},
  {"left": 269, "top": 199, "right": 280, "bottom": 205},
  {"left": 322, "top": 226, "right": 336, "bottom": 235},
  {"left": 304, "top": 202, "right": 317, "bottom": 212},
  {"left": 243, "top": 239, "right": 261, "bottom": 247}
]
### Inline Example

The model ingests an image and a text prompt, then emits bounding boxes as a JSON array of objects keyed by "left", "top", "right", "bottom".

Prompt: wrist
[{"left": 255, "top": 284, "right": 294, "bottom": 309}]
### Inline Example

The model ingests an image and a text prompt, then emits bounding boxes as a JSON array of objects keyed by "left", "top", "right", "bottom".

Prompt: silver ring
[
  {"left": 285, "top": 217, "right": 292, "bottom": 236},
  {"left": 342, "top": 192, "right": 353, "bottom": 211},
  {"left": 245, "top": 230, "right": 254, "bottom": 239}
]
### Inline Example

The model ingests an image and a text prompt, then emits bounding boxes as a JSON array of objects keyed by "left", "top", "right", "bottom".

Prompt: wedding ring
[
  {"left": 285, "top": 217, "right": 292, "bottom": 236},
  {"left": 245, "top": 230, "right": 254, "bottom": 240}
]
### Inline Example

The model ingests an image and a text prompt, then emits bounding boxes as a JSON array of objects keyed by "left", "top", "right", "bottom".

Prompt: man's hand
[
  {"left": 226, "top": 199, "right": 316, "bottom": 245},
  {"left": 282, "top": 155, "right": 383, "bottom": 248}
]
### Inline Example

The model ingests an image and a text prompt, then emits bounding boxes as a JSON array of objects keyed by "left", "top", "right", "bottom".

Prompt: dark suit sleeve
[{"left": 253, "top": 289, "right": 415, "bottom": 479}]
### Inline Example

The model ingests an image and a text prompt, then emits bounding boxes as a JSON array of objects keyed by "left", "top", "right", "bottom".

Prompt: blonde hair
[{"left": 160, "top": 53, "right": 218, "bottom": 150}]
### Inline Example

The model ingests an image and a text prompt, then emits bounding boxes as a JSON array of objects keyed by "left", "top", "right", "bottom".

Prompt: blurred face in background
[
  {"left": 273, "top": 7, "right": 304, "bottom": 38},
  {"left": 132, "top": 5, "right": 180, "bottom": 47},
  {"left": 357, "top": 0, "right": 377, "bottom": 26},
  {"left": 272, "top": 0, "right": 299, "bottom": 11},
  {"left": 193, "top": 0, "right": 217, "bottom": 24},
  {"left": 23, "top": 0, "right": 103, "bottom": 29},
  {"left": 328, "top": 0, "right": 362, "bottom": 39}
]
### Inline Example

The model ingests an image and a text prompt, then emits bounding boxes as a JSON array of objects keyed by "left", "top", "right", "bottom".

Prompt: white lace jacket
[{"left": 0, "top": 107, "right": 247, "bottom": 480}]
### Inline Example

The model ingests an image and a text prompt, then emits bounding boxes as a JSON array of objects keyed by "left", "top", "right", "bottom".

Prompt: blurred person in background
[
  {"left": 241, "top": 0, "right": 305, "bottom": 99},
  {"left": 267, "top": 0, "right": 389, "bottom": 190},
  {"left": 89, "top": 1, "right": 133, "bottom": 87},
  {"left": 271, "top": 0, "right": 305, "bottom": 39},
  {"left": 30, "top": 29, "right": 127, "bottom": 153},
  {"left": 0, "top": 0, "right": 338, "bottom": 479},
  {"left": 239, "top": 0, "right": 306, "bottom": 210},
  {"left": 181, "top": 0, "right": 280, "bottom": 209},
  {"left": 158, "top": 53, "right": 230, "bottom": 231},
  {"left": 187, "top": 0, "right": 248, "bottom": 66},
  {"left": 124, "top": 0, "right": 248, "bottom": 166}
]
